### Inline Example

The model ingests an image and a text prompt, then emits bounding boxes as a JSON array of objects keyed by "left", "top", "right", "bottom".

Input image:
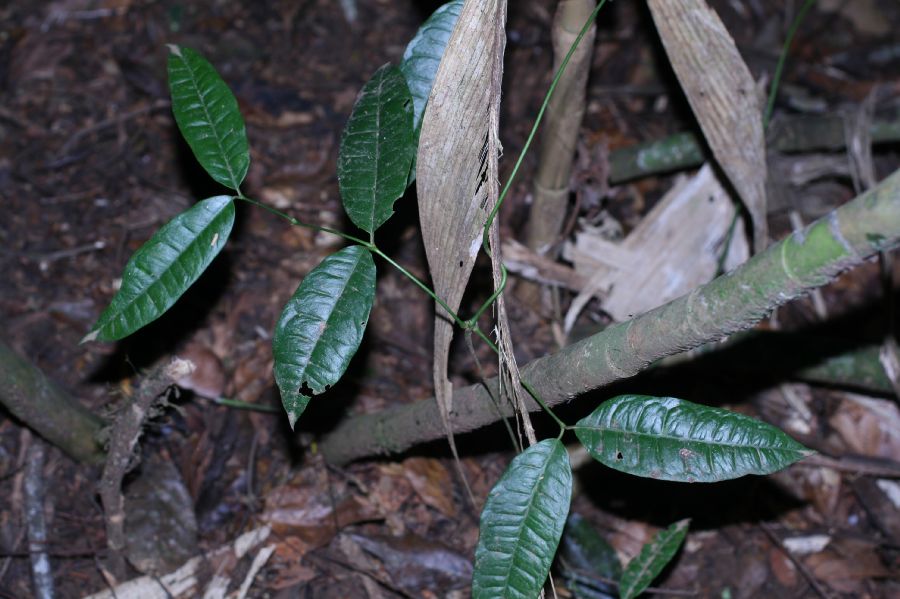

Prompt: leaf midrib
[
  {"left": 367, "top": 71, "right": 387, "bottom": 233},
  {"left": 96, "top": 199, "right": 230, "bottom": 338},
  {"left": 180, "top": 51, "right": 241, "bottom": 192},
  {"left": 494, "top": 443, "right": 559, "bottom": 596},
  {"left": 572, "top": 423, "right": 803, "bottom": 454},
  {"left": 306, "top": 250, "right": 369, "bottom": 383}
]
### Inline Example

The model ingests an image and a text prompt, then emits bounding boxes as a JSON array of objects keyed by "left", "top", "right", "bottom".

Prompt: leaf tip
[
  {"left": 80, "top": 329, "right": 100, "bottom": 345},
  {"left": 166, "top": 44, "right": 183, "bottom": 58}
]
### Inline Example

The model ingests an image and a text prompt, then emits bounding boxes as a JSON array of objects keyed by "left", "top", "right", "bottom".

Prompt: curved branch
[
  {"left": 0, "top": 340, "right": 105, "bottom": 464},
  {"left": 320, "top": 168, "right": 900, "bottom": 465}
]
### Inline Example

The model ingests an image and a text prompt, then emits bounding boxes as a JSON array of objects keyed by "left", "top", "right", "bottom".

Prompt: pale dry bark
[
  {"left": 416, "top": 0, "right": 507, "bottom": 427},
  {"left": 523, "top": 0, "right": 596, "bottom": 258},
  {"left": 648, "top": 0, "right": 768, "bottom": 251}
]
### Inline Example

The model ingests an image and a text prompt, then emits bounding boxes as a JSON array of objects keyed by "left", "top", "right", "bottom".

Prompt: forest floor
[{"left": 1, "top": 0, "right": 900, "bottom": 597}]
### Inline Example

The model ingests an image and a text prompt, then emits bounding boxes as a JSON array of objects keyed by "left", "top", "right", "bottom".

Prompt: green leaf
[
  {"left": 273, "top": 245, "right": 376, "bottom": 428},
  {"left": 167, "top": 45, "right": 250, "bottom": 191},
  {"left": 558, "top": 513, "right": 621, "bottom": 599},
  {"left": 573, "top": 395, "right": 813, "bottom": 482},
  {"left": 400, "top": 0, "right": 463, "bottom": 133},
  {"left": 619, "top": 519, "right": 690, "bottom": 599},
  {"left": 83, "top": 196, "right": 234, "bottom": 343},
  {"left": 400, "top": 0, "right": 463, "bottom": 185},
  {"left": 338, "top": 64, "right": 415, "bottom": 235},
  {"left": 472, "top": 439, "right": 572, "bottom": 599}
]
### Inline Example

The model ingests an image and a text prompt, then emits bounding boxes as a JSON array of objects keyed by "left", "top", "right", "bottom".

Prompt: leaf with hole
[
  {"left": 400, "top": 0, "right": 463, "bottom": 183},
  {"left": 472, "top": 438, "right": 572, "bottom": 599},
  {"left": 273, "top": 245, "right": 376, "bottom": 428},
  {"left": 167, "top": 45, "right": 250, "bottom": 191},
  {"left": 338, "top": 64, "right": 414, "bottom": 236},
  {"left": 83, "top": 195, "right": 234, "bottom": 343},
  {"left": 573, "top": 395, "right": 812, "bottom": 482},
  {"left": 619, "top": 519, "right": 690, "bottom": 599}
]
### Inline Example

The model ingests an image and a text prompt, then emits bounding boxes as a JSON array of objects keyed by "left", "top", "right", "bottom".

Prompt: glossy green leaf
[
  {"left": 273, "top": 245, "right": 376, "bottom": 428},
  {"left": 619, "top": 519, "right": 690, "bottom": 599},
  {"left": 558, "top": 513, "right": 621, "bottom": 599},
  {"left": 83, "top": 196, "right": 234, "bottom": 343},
  {"left": 338, "top": 64, "right": 414, "bottom": 235},
  {"left": 399, "top": 0, "right": 463, "bottom": 185},
  {"left": 574, "top": 395, "right": 813, "bottom": 482},
  {"left": 472, "top": 439, "right": 572, "bottom": 599},
  {"left": 167, "top": 45, "right": 250, "bottom": 191},
  {"left": 400, "top": 0, "right": 463, "bottom": 132}
]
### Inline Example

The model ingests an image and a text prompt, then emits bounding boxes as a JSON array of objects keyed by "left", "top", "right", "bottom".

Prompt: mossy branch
[
  {"left": 0, "top": 340, "right": 105, "bottom": 464},
  {"left": 319, "top": 167, "right": 900, "bottom": 464}
]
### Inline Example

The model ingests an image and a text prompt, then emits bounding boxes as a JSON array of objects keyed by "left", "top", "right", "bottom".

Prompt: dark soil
[{"left": 1, "top": 0, "right": 899, "bottom": 597}]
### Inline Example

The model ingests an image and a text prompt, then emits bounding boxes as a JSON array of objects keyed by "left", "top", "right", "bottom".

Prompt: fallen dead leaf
[
  {"left": 261, "top": 470, "right": 380, "bottom": 547},
  {"left": 805, "top": 536, "right": 889, "bottom": 594},
  {"left": 348, "top": 532, "right": 473, "bottom": 593},
  {"left": 768, "top": 547, "right": 799, "bottom": 588},
  {"left": 829, "top": 393, "right": 900, "bottom": 459},
  {"left": 402, "top": 457, "right": 457, "bottom": 518}
]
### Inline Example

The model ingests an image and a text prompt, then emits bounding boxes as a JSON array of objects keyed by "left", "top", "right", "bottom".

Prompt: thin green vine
[
  {"left": 235, "top": 2, "right": 609, "bottom": 439},
  {"left": 763, "top": 0, "right": 816, "bottom": 129}
]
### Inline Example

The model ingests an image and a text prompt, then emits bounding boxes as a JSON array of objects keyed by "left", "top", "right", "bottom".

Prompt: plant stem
[
  {"left": 482, "top": 0, "right": 607, "bottom": 251},
  {"left": 235, "top": 195, "right": 369, "bottom": 246},
  {"left": 520, "top": 0, "right": 598, "bottom": 307},
  {"left": 208, "top": 396, "right": 280, "bottom": 413},
  {"left": 607, "top": 112, "right": 900, "bottom": 184},
  {"left": 236, "top": 192, "right": 522, "bottom": 385},
  {"left": 318, "top": 167, "right": 900, "bottom": 464},
  {"left": 764, "top": 0, "right": 816, "bottom": 129},
  {"left": 522, "top": 380, "right": 567, "bottom": 433},
  {"left": 368, "top": 246, "right": 468, "bottom": 330},
  {"left": 460, "top": 0, "right": 608, "bottom": 431},
  {"left": 371, "top": 245, "right": 569, "bottom": 428},
  {"left": 466, "top": 264, "right": 507, "bottom": 327}
]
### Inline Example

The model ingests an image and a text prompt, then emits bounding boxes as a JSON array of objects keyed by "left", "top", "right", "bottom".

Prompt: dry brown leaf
[
  {"left": 648, "top": 0, "right": 768, "bottom": 251},
  {"left": 173, "top": 342, "right": 226, "bottom": 399},
  {"left": 415, "top": 0, "right": 508, "bottom": 473},
  {"left": 261, "top": 473, "right": 379, "bottom": 544},
  {"left": 609, "top": 518, "right": 657, "bottom": 565},
  {"left": 348, "top": 532, "right": 473, "bottom": 593},
  {"left": 402, "top": 457, "right": 457, "bottom": 518},
  {"left": 84, "top": 527, "right": 272, "bottom": 599},
  {"left": 563, "top": 164, "right": 749, "bottom": 325},
  {"left": 805, "top": 536, "right": 889, "bottom": 593},
  {"left": 768, "top": 548, "right": 799, "bottom": 588},
  {"left": 819, "top": 0, "right": 890, "bottom": 37},
  {"left": 828, "top": 393, "right": 900, "bottom": 460}
]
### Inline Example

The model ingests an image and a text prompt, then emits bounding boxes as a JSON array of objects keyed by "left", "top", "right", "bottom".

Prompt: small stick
[
  {"left": 798, "top": 453, "right": 900, "bottom": 478},
  {"left": 55, "top": 100, "right": 170, "bottom": 159},
  {"left": 97, "top": 358, "right": 189, "bottom": 581},
  {"left": 561, "top": 562, "right": 697, "bottom": 596},
  {"left": 759, "top": 522, "right": 832, "bottom": 599},
  {"left": 24, "top": 441, "right": 54, "bottom": 599}
]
